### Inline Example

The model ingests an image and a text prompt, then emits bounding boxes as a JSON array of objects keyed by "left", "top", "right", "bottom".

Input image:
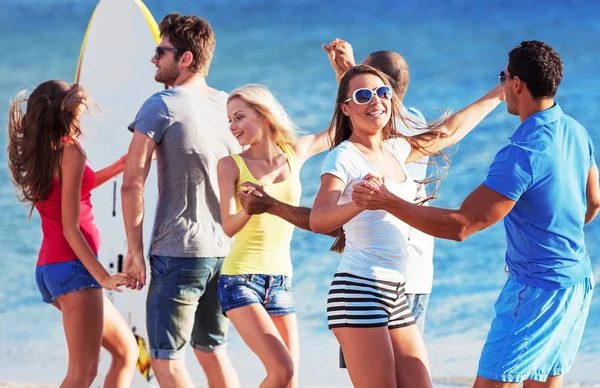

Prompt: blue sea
[{"left": 1, "top": 0, "right": 599, "bottom": 386}]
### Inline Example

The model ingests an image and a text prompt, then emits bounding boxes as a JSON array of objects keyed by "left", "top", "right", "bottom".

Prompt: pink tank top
[{"left": 35, "top": 164, "right": 100, "bottom": 266}]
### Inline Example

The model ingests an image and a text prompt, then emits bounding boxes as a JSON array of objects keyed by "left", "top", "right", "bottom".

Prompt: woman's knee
[
  {"left": 67, "top": 356, "right": 100, "bottom": 386},
  {"left": 266, "top": 354, "right": 295, "bottom": 386},
  {"left": 109, "top": 333, "right": 139, "bottom": 367}
]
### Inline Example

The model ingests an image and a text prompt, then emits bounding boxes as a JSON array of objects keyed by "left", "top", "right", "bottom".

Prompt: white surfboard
[{"left": 75, "top": 0, "right": 161, "bottom": 386}]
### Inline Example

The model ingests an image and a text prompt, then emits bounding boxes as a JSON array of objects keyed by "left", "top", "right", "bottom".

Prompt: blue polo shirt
[{"left": 483, "top": 103, "right": 596, "bottom": 289}]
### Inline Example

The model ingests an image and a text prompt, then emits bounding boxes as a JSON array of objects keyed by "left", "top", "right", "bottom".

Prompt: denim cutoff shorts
[
  {"left": 147, "top": 255, "right": 228, "bottom": 360},
  {"left": 36, "top": 258, "right": 102, "bottom": 304},
  {"left": 218, "top": 274, "right": 295, "bottom": 316}
]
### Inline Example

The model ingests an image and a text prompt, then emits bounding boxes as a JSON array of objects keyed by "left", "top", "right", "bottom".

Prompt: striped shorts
[{"left": 327, "top": 272, "right": 415, "bottom": 330}]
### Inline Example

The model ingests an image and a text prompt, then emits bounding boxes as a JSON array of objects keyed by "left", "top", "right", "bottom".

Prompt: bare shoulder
[{"left": 62, "top": 139, "right": 86, "bottom": 162}]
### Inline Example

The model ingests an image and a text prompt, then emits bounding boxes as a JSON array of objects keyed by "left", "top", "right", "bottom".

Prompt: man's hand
[
  {"left": 322, "top": 38, "right": 356, "bottom": 82},
  {"left": 124, "top": 250, "right": 146, "bottom": 290},
  {"left": 352, "top": 173, "right": 394, "bottom": 210},
  {"left": 239, "top": 182, "right": 274, "bottom": 215}
]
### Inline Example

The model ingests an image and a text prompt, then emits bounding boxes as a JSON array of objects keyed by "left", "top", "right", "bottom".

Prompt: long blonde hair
[{"left": 227, "top": 84, "right": 299, "bottom": 145}]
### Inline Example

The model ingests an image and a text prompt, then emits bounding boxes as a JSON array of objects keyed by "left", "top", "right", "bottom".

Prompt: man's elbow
[
  {"left": 585, "top": 201, "right": 600, "bottom": 224},
  {"left": 452, "top": 222, "right": 475, "bottom": 242}
]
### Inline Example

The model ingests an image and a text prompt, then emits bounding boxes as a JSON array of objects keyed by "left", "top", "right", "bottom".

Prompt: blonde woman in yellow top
[{"left": 217, "top": 84, "right": 331, "bottom": 388}]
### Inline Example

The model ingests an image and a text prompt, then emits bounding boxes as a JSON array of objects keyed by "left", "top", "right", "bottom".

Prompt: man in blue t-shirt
[{"left": 352, "top": 40, "right": 600, "bottom": 387}]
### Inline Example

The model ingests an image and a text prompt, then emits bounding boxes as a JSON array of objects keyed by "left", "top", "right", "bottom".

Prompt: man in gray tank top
[{"left": 122, "top": 13, "right": 241, "bottom": 388}]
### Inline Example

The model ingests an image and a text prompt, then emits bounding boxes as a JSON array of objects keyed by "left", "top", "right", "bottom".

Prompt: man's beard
[{"left": 155, "top": 65, "right": 179, "bottom": 85}]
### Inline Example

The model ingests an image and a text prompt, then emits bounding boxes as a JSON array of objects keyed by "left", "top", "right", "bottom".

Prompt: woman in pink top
[{"left": 7, "top": 80, "right": 138, "bottom": 388}]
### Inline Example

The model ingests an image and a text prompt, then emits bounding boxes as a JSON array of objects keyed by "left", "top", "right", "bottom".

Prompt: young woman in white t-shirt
[{"left": 310, "top": 65, "right": 455, "bottom": 388}]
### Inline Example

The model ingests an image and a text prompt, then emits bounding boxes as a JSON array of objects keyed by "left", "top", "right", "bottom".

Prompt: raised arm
[
  {"left": 322, "top": 38, "right": 356, "bottom": 83},
  {"left": 585, "top": 165, "right": 600, "bottom": 224},
  {"left": 406, "top": 84, "right": 505, "bottom": 163},
  {"left": 217, "top": 156, "right": 251, "bottom": 237},
  {"left": 93, "top": 154, "right": 127, "bottom": 188},
  {"left": 309, "top": 173, "right": 362, "bottom": 234},
  {"left": 293, "top": 128, "right": 333, "bottom": 164},
  {"left": 121, "top": 131, "right": 155, "bottom": 289}
]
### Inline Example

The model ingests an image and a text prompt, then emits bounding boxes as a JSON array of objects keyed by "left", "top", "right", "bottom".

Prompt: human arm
[
  {"left": 61, "top": 142, "right": 132, "bottom": 291},
  {"left": 121, "top": 131, "right": 155, "bottom": 289},
  {"left": 240, "top": 181, "right": 340, "bottom": 237},
  {"left": 293, "top": 128, "right": 333, "bottom": 164},
  {"left": 585, "top": 165, "right": 600, "bottom": 224},
  {"left": 93, "top": 154, "right": 127, "bottom": 188},
  {"left": 309, "top": 173, "right": 362, "bottom": 234},
  {"left": 322, "top": 38, "right": 356, "bottom": 83},
  {"left": 352, "top": 182, "right": 515, "bottom": 241},
  {"left": 406, "top": 84, "right": 505, "bottom": 163},
  {"left": 217, "top": 156, "right": 251, "bottom": 237}
]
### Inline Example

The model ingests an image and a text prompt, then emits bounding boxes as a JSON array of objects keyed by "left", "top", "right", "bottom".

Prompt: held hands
[
  {"left": 99, "top": 272, "right": 136, "bottom": 292},
  {"left": 352, "top": 173, "right": 392, "bottom": 210},
  {"left": 322, "top": 38, "right": 356, "bottom": 81},
  {"left": 123, "top": 250, "right": 146, "bottom": 290},
  {"left": 239, "top": 182, "right": 274, "bottom": 215}
]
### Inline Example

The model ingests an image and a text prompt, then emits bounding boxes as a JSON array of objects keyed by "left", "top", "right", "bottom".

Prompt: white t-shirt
[
  {"left": 321, "top": 138, "right": 417, "bottom": 283},
  {"left": 397, "top": 106, "right": 434, "bottom": 294}
]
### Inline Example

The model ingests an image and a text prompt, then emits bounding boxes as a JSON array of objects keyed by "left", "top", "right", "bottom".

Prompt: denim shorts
[
  {"left": 36, "top": 258, "right": 102, "bottom": 304},
  {"left": 405, "top": 293, "right": 430, "bottom": 335},
  {"left": 477, "top": 274, "right": 594, "bottom": 382},
  {"left": 218, "top": 274, "right": 295, "bottom": 316},
  {"left": 147, "top": 255, "right": 228, "bottom": 360}
]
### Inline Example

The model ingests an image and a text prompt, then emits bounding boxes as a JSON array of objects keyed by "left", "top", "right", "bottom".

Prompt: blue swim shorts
[
  {"left": 35, "top": 258, "right": 102, "bottom": 304},
  {"left": 218, "top": 274, "right": 295, "bottom": 316},
  {"left": 477, "top": 274, "right": 594, "bottom": 382}
]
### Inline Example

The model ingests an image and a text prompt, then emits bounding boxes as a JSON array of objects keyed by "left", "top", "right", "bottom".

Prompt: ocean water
[{"left": 1, "top": 0, "right": 599, "bottom": 386}]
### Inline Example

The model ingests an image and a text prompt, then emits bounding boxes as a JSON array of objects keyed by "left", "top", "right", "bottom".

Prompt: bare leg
[
  {"left": 332, "top": 326, "right": 397, "bottom": 388},
  {"left": 100, "top": 295, "right": 138, "bottom": 388},
  {"left": 523, "top": 376, "right": 564, "bottom": 388},
  {"left": 473, "top": 377, "right": 520, "bottom": 388},
  {"left": 57, "top": 288, "right": 104, "bottom": 388},
  {"left": 389, "top": 325, "right": 432, "bottom": 388},
  {"left": 151, "top": 359, "right": 195, "bottom": 388},
  {"left": 194, "top": 348, "right": 239, "bottom": 388},
  {"left": 227, "top": 304, "right": 294, "bottom": 388},
  {"left": 271, "top": 314, "right": 300, "bottom": 388}
]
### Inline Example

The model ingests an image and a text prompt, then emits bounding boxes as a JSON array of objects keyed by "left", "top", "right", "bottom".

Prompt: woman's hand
[
  {"left": 99, "top": 272, "right": 135, "bottom": 292},
  {"left": 352, "top": 173, "right": 394, "bottom": 210},
  {"left": 356, "top": 172, "right": 385, "bottom": 194}
]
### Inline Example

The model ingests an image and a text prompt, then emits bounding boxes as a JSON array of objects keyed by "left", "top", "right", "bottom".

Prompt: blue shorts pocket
[{"left": 47, "top": 262, "right": 77, "bottom": 287}]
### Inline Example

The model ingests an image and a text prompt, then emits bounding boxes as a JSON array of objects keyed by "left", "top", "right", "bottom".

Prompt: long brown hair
[
  {"left": 328, "top": 65, "right": 450, "bottom": 252},
  {"left": 7, "top": 80, "right": 87, "bottom": 216}
]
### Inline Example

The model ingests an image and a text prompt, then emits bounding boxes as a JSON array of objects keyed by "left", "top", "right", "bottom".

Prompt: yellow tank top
[{"left": 222, "top": 143, "right": 302, "bottom": 276}]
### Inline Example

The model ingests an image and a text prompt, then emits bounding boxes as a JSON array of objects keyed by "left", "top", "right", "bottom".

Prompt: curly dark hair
[
  {"left": 507, "top": 40, "right": 563, "bottom": 100},
  {"left": 159, "top": 13, "right": 215, "bottom": 76}
]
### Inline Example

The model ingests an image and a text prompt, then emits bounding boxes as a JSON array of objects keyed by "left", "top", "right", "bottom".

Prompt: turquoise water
[{"left": 1, "top": 0, "right": 599, "bottom": 385}]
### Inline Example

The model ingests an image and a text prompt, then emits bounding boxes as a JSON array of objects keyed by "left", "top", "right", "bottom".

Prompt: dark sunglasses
[
  {"left": 498, "top": 70, "right": 516, "bottom": 86},
  {"left": 344, "top": 85, "right": 393, "bottom": 105},
  {"left": 155, "top": 46, "right": 183, "bottom": 60}
]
